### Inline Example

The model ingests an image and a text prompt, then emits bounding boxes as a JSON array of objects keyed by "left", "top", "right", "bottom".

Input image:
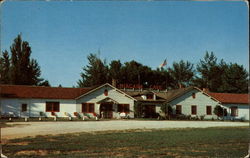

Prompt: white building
[
  {"left": 0, "top": 83, "right": 136, "bottom": 119},
  {"left": 208, "top": 92, "right": 249, "bottom": 120},
  {"left": 0, "top": 83, "right": 249, "bottom": 120}
]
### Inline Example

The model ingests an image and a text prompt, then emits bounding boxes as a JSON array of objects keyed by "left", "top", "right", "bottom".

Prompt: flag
[{"left": 159, "top": 59, "right": 167, "bottom": 68}]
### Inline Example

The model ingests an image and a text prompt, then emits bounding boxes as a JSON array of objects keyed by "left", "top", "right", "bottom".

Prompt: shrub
[
  {"left": 40, "top": 112, "right": 45, "bottom": 117},
  {"left": 83, "top": 113, "right": 91, "bottom": 119},
  {"left": 176, "top": 114, "right": 186, "bottom": 120},
  {"left": 200, "top": 115, "right": 205, "bottom": 120},
  {"left": 240, "top": 118, "right": 245, "bottom": 122},
  {"left": 74, "top": 112, "right": 81, "bottom": 119},
  {"left": 186, "top": 115, "right": 191, "bottom": 120},
  {"left": 214, "top": 105, "right": 227, "bottom": 117},
  {"left": 134, "top": 103, "right": 143, "bottom": 118},
  {"left": 160, "top": 103, "right": 173, "bottom": 119}
]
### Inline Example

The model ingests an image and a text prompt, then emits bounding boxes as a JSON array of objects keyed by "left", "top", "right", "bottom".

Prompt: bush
[
  {"left": 214, "top": 105, "right": 227, "bottom": 117},
  {"left": 134, "top": 103, "right": 143, "bottom": 118},
  {"left": 160, "top": 103, "right": 173, "bottom": 119},
  {"left": 200, "top": 115, "right": 205, "bottom": 120}
]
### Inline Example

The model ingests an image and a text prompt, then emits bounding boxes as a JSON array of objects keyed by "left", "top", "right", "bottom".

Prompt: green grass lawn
[{"left": 2, "top": 127, "right": 249, "bottom": 158}]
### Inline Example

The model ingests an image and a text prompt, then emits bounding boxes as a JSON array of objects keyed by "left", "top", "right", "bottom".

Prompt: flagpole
[
  {"left": 165, "top": 64, "right": 167, "bottom": 91},
  {"left": 159, "top": 59, "right": 167, "bottom": 91},
  {"left": 163, "top": 59, "right": 167, "bottom": 90}
]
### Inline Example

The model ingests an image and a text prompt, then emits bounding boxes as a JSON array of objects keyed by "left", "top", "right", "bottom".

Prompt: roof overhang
[
  {"left": 196, "top": 87, "right": 222, "bottom": 104},
  {"left": 164, "top": 86, "right": 222, "bottom": 104},
  {"left": 96, "top": 97, "right": 119, "bottom": 104},
  {"left": 75, "top": 83, "right": 137, "bottom": 101}
]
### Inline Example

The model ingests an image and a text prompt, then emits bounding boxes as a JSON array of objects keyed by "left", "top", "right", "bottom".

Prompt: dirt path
[{"left": 1, "top": 120, "right": 248, "bottom": 139}]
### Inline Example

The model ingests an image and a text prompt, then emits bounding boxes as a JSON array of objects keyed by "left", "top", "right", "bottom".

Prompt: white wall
[
  {"left": 169, "top": 89, "right": 220, "bottom": 119},
  {"left": 1, "top": 99, "right": 20, "bottom": 117},
  {"left": 223, "top": 103, "right": 249, "bottom": 120},
  {"left": 1, "top": 98, "right": 76, "bottom": 118},
  {"left": 0, "top": 85, "right": 135, "bottom": 118},
  {"left": 76, "top": 85, "right": 135, "bottom": 118}
]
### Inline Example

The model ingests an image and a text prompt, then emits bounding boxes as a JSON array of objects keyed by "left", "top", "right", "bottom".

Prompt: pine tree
[
  {"left": 220, "top": 63, "right": 248, "bottom": 93},
  {"left": 109, "top": 60, "right": 122, "bottom": 83},
  {"left": 194, "top": 51, "right": 248, "bottom": 93},
  {"left": 0, "top": 34, "right": 49, "bottom": 86},
  {"left": 0, "top": 51, "right": 11, "bottom": 84},
  {"left": 194, "top": 51, "right": 221, "bottom": 91},
  {"left": 168, "top": 60, "right": 194, "bottom": 88},
  {"left": 78, "top": 53, "right": 108, "bottom": 87}
]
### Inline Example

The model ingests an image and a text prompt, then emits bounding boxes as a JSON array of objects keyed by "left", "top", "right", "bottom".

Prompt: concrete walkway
[{"left": 1, "top": 120, "right": 248, "bottom": 139}]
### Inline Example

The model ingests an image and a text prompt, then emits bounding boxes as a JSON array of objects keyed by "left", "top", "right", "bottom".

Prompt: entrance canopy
[{"left": 96, "top": 97, "right": 119, "bottom": 104}]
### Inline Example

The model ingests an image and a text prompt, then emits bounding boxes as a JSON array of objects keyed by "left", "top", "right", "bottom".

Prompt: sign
[{"left": 118, "top": 84, "right": 163, "bottom": 90}]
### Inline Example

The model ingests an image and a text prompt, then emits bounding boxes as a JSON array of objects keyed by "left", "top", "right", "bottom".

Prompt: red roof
[
  {"left": 208, "top": 92, "right": 249, "bottom": 104},
  {"left": 0, "top": 85, "right": 93, "bottom": 99}
]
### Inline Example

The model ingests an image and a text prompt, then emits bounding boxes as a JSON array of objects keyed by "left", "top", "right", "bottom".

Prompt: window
[
  {"left": 176, "top": 105, "right": 182, "bottom": 115},
  {"left": 146, "top": 94, "right": 153, "bottom": 99},
  {"left": 206, "top": 106, "right": 212, "bottom": 115},
  {"left": 46, "top": 102, "right": 60, "bottom": 112},
  {"left": 231, "top": 106, "right": 238, "bottom": 116},
  {"left": 118, "top": 104, "right": 130, "bottom": 113},
  {"left": 82, "top": 103, "right": 94, "bottom": 113},
  {"left": 104, "top": 89, "right": 108, "bottom": 96},
  {"left": 191, "top": 105, "right": 197, "bottom": 115},
  {"left": 192, "top": 93, "right": 196, "bottom": 99},
  {"left": 21, "top": 104, "right": 27, "bottom": 112}
]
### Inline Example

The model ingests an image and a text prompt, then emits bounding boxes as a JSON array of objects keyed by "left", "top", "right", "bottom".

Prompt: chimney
[{"left": 112, "top": 79, "right": 117, "bottom": 87}]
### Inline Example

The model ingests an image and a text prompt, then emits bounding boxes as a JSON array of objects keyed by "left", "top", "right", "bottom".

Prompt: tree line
[
  {"left": 0, "top": 34, "right": 248, "bottom": 93},
  {"left": 77, "top": 52, "right": 248, "bottom": 93}
]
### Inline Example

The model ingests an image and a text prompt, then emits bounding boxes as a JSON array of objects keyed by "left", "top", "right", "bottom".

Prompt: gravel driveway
[{"left": 2, "top": 120, "right": 248, "bottom": 139}]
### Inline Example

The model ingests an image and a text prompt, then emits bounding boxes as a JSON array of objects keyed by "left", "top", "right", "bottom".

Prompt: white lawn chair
[
  {"left": 120, "top": 112, "right": 126, "bottom": 119},
  {"left": 64, "top": 112, "right": 72, "bottom": 120},
  {"left": 1, "top": 153, "right": 8, "bottom": 158}
]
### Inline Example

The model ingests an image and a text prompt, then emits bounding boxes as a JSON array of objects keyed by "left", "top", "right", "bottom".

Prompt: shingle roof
[
  {"left": 0, "top": 84, "right": 93, "bottom": 99},
  {"left": 156, "top": 87, "right": 196, "bottom": 102},
  {"left": 1, "top": 84, "right": 248, "bottom": 105},
  {"left": 208, "top": 92, "right": 249, "bottom": 104},
  {"left": 123, "top": 90, "right": 152, "bottom": 97},
  {"left": 122, "top": 87, "right": 195, "bottom": 103}
]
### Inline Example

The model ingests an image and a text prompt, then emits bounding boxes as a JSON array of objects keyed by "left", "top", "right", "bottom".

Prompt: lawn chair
[
  {"left": 64, "top": 112, "right": 72, "bottom": 121},
  {"left": 8, "top": 112, "right": 17, "bottom": 121},
  {"left": 120, "top": 112, "right": 127, "bottom": 119},
  {"left": 1, "top": 153, "right": 8, "bottom": 158},
  {"left": 51, "top": 112, "right": 57, "bottom": 121}
]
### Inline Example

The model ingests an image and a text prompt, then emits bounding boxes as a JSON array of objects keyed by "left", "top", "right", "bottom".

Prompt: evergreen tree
[
  {"left": 194, "top": 51, "right": 248, "bottom": 93},
  {"left": 194, "top": 51, "right": 221, "bottom": 91},
  {"left": 168, "top": 60, "right": 194, "bottom": 88},
  {"left": 120, "top": 60, "right": 143, "bottom": 85},
  {"left": 219, "top": 63, "right": 248, "bottom": 93},
  {"left": 0, "top": 51, "right": 11, "bottom": 84},
  {"left": 108, "top": 60, "right": 122, "bottom": 84},
  {"left": 38, "top": 80, "right": 50, "bottom": 87},
  {"left": 78, "top": 53, "right": 108, "bottom": 87},
  {"left": 148, "top": 68, "right": 173, "bottom": 89},
  {"left": 119, "top": 60, "right": 153, "bottom": 87},
  {"left": 0, "top": 34, "right": 49, "bottom": 86}
]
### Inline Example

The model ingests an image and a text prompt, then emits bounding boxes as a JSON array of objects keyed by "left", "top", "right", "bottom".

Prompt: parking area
[{"left": 1, "top": 120, "right": 248, "bottom": 139}]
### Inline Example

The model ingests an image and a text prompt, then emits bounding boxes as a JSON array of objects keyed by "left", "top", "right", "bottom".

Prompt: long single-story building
[
  {"left": 0, "top": 83, "right": 249, "bottom": 120},
  {"left": 208, "top": 92, "right": 249, "bottom": 120}
]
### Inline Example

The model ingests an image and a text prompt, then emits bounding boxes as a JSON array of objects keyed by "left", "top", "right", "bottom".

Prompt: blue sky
[{"left": 1, "top": 1, "right": 248, "bottom": 87}]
